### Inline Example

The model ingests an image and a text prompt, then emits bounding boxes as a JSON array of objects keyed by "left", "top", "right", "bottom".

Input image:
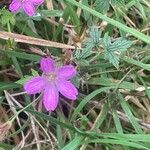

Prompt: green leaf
[
  {"left": 16, "top": 76, "right": 33, "bottom": 85},
  {"left": 82, "top": 0, "right": 92, "bottom": 23},
  {"left": 102, "top": 34, "right": 132, "bottom": 68},
  {"left": 95, "top": 0, "right": 110, "bottom": 14},
  {"left": 16, "top": 69, "right": 39, "bottom": 85},
  {"left": 0, "top": 82, "right": 21, "bottom": 91},
  {"left": 104, "top": 49, "right": 120, "bottom": 68},
  {"left": 84, "top": 26, "right": 102, "bottom": 49},
  {"left": 111, "top": 0, "right": 125, "bottom": 7},
  {"left": 78, "top": 59, "right": 90, "bottom": 66},
  {"left": 75, "top": 48, "right": 92, "bottom": 60},
  {"left": 0, "top": 8, "right": 15, "bottom": 26},
  {"left": 76, "top": 26, "right": 102, "bottom": 66},
  {"left": 101, "top": 33, "right": 111, "bottom": 48},
  {"left": 74, "top": 47, "right": 93, "bottom": 66},
  {"left": 31, "top": 69, "right": 39, "bottom": 76},
  {"left": 110, "top": 38, "right": 133, "bottom": 52}
]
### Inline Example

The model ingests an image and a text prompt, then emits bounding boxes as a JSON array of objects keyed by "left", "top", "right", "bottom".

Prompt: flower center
[{"left": 44, "top": 73, "right": 57, "bottom": 82}]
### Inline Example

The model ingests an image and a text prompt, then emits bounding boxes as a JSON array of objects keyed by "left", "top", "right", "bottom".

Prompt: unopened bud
[
  {"left": 100, "top": 21, "right": 108, "bottom": 30},
  {"left": 59, "top": 17, "right": 64, "bottom": 24}
]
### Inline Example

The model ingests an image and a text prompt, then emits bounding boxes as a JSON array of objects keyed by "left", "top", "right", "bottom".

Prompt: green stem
[{"left": 7, "top": 22, "right": 11, "bottom": 33}]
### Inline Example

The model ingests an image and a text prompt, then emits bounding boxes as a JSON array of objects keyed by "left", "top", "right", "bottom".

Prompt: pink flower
[
  {"left": 9, "top": 0, "right": 44, "bottom": 16},
  {"left": 24, "top": 57, "right": 78, "bottom": 111}
]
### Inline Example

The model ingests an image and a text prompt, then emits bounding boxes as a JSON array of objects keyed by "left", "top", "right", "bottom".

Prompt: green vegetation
[{"left": 0, "top": 0, "right": 150, "bottom": 149}]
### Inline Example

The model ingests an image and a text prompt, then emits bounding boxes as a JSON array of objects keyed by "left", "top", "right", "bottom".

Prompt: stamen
[{"left": 44, "top": 73, "right": 57, "bottom": 81}]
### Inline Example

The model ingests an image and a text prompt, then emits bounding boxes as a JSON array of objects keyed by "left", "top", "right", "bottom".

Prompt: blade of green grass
[
  {"left": 62, "top": 135, "right": 84, "bottom": 150},
  {"left": 0, "top": 50, "right": 41, "bottom": 61},
  {"left": 57, "top": 125, "right": 64, "bottom": 150},
  {"left": 123, "top": 57, "right": 150, "bottom": 71},
  {"left": 0, "top": 82, "right": 21, "bottom": 91},
  {"left": 87, "top": 77, "right": 140, "bottom": 90},
  {"left": 71, "top": 86, "right": 116, "bottom": 121},
  {"left": 112, "top": 109, "right": 123, "bottom": 133},
  {"left": 118, "top": 92, "right": 143, "bottom": 133},
  {"left": 79, "top": 131, "right": 150, "bottom": 142},
  {"left": 11, "top": 56, "right": 23, "bottom": 76},
  {"left": 66, "top": 5, "right": 81, "bottom": 34},
  {"left": 137, "top": 75, "right": 150, "bottom": 100},
  {"left": 92, "top": 103, "right": 109, "bottom": 131},
  {"left": 84, "top": 139, "right": 150, "bottom": 150}
]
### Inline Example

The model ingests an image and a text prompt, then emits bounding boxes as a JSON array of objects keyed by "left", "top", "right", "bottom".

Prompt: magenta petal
[
  {"left": 58, "top": 65, "right": 77, "bottom": 80},
  {"left": 31, "top": 0, "right": 44, "bottom": 5},
  {"left": 43, "top": 84, "right": 59, "bottom": 111},
  {"left": 40, "top": 57, "right": 55, "bottom": 73},
  {"left": 24, "top": 76, "right": 45, "bottom": 94},
  {"left": 23, "top": 1, "right": 36, "bottom": 16},
  {"left": 9, "top": 0, "right": 22, "bottom": 13},
  {"left": 57, "top": 80, "right": 78, "bottom": 100}
]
